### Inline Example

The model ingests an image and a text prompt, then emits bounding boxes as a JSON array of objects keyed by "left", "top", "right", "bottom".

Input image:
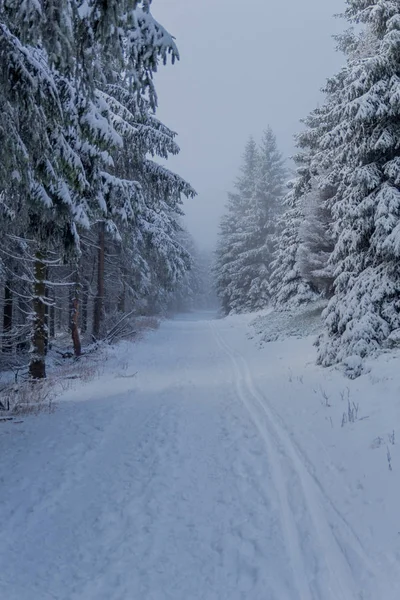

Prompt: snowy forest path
[
  {"left": 209, "top": 320, "right": 385, "bottom": 600},
  {"left": 0, "top": 312, "right": 397, "bottom": 600}
]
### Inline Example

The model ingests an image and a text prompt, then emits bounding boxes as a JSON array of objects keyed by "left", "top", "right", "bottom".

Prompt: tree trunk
[
  {"left": 49, "top": 291, "right": 55, "bottom": 340},
  {"left": 44, "top": 284, "right": 49, "bottom": 354},
  {"left": 70, "top": 266, "right": 82, "bottom": 357},
  {"left": 118, "top": 280, "right": 126, "bottom": 314},
  {"left": 29, "top": 250, "right": 47, "bottom": 379},
  {"left": 57, "top": 295, "right": 62, "bottom": 332},
  {"left": 117, "top": 244, "right": 126, "bottom": 314},
  {"left": 92, "top": 221, "right": 105, "bottom": 339},
  {"left": 17, "top": 277, "right": 29, "bottom": 354},
  {"left": 81, "top": 279, "right": 88, "bottom": 335},
  {"left": 2, "top": 280, "right": 13, "bottom": 353}
]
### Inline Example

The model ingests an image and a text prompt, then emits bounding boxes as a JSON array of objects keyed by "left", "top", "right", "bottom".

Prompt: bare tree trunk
[
  {"left": 58, "top": 282, "right": 68, "bottom": 334},
  {"left": 17, "top": 276, "right": 29, "bottom": 354},
  {"left": 117, "top": 244, "right": 126, "bottom": 314},
  {"left": 2, "top": 280, "right": 13, "bottom": 353},
  {"left": 44, "top": 283, "right": 49, "bottom": 354},
  {"left": 82, "top": 254, "right": 95, "bottom": 335},
  {"left": 70, "top": 266, "right": 81, "bottom": 357},
  {"left": 81, "top": 279, "right": 88, "bottom": 335},
  {"left": 118, "top": 280, "right": 126, "bottom": 314},
  {"left": 29, "top": 250, "right": 47, "bottom": 379},
  {"left": 93, "top": 221, "right": 105, "bottom": 340},
  {"left": 49, "top": 292, "right": 55, "bottom": 340}
]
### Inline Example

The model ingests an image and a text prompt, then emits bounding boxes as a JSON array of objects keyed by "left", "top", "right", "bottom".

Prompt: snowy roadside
[
  {"left": 237, "top": 305, "right": 400, "bottom": 579},
  {"left": 0, "top": 316, "right": 160, "bottom": 416},
  {"left": 250, "top": 301, "right": 327, "bottom": 344}
]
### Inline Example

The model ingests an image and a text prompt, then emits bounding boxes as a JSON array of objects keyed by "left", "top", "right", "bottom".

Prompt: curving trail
[{"left": 0, "top": 312, "right": 397, "bottom": 600}]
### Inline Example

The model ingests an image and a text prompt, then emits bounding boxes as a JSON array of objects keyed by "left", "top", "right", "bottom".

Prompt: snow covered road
[{"left": 1, "top": 312, "right": 399, "bottom": 599}]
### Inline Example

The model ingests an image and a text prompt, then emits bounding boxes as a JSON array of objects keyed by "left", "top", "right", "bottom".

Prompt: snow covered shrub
[
  {"left": 1, "top": 380, "right": 56, "bottom": 415},
  {"left": 342, "top": 355, "right": 365, "bottom": 381}
]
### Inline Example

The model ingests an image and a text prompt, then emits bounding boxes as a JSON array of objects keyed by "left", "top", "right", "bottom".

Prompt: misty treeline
[
  {"left": 214, "top": 130, "right": 331, "bottom": 316},
  {"left": 215, "top": 0, "right": 400, "bottom": 368},
  {"left": 0, "top": 1, "right": 211, "bottom": 380}
]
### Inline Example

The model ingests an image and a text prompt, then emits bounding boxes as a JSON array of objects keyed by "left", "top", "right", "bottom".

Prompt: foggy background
[{"left": 152, "top": 0, "right": 346, "bottom": 252}]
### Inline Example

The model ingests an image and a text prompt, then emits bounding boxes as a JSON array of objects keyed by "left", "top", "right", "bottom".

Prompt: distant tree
[
  {"left": 167, "top": 226, "right": 201, "bottom": 313},
  {"left": 215, "top": 129, "right": 286, "bottom": 314},
  {"left": 269, "top": 174, "right": 317, "bottom": 310},
  {"left": 297, "top": 180, "right": 335, "bottom": 299},
  {"left": 214, "top": 137, "right": 259, "bottom": 314},
  {"left": 269, "top": 75, "right": 346, "bottom": 312},
  {"left": 239, "top": 128, "right": 287, "bottom": 311}
]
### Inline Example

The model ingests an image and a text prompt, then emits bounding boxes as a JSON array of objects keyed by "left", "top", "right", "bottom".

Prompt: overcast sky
[{"left": 152, "top": 0, "right": 346, "bottom": 252}]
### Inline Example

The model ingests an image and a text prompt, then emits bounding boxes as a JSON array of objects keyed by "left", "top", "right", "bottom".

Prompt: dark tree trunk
[
  {"left": 117, "top": 244, "right": 126, "bottom": 314},
  {"left": 16, "top": 278, "right": 29, "bottom": 354},
  {"left": 57, "top": 286, "right": 64, "bottom": 333},
  {"left": 29, "top": 251, "right": 47, "bottom": 379},
  {"left": 2, "top": 280, "right": 13, "bottom": 353},
  {"left": 44, "top": 284, "right": 49, "bottom": 354},
  {"left": 70, "top": 267, "right": 82, "bottom": 357},
  {"left": 118, "top": 281, "right": 126, "bottom": 314},
  {"left": 81, "top": 279, "right": 89, "bottom": 335},
  {"left": 49, "top": 292, "right": 55, "bottom": 340},
  {"left": 92, "top": 221, "right": 105, "bottom": 339}
]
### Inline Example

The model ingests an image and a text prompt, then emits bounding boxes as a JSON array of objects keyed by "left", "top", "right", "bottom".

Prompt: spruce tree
[
  {"left": 242, "top": 127, "right": 286, "bottom": 310},
  {"left": 297, "top": 181, "right": 335, "bottom": 298},
  {"left": 316, "top": 1, "right": 400, "bottom": 365},
  {"left": 269, "top": 80, "right": 346, "bottom": 311},
  {"left": 214, "top": 138, "right": 258, "bottom": 314},
  {"left": 0, "top": 1, "right": 196, "bottom": 376},
  {"left": 269, "top": 174, "right": 318, "bottom": 310},
  {"left": 215, "top": 130, "right": 286, "bottom": 314}
]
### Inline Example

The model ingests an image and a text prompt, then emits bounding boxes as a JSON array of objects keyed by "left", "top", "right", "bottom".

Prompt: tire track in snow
[
  {"left": 210, "top": 321, "right": 371, "bottom": 600},
  {"left": 237, "top": 357, "right": 400, "bottom": 600},
  {"left": 210, "top": 322, "right": 315, "bottom": 600}
]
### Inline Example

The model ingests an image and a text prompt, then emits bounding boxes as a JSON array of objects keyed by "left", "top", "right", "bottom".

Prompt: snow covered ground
[{"left": 1, "top": 309, "right": 400, "bottom": 599}]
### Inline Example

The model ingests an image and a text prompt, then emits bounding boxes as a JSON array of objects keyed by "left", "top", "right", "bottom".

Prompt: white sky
[{"left": 152, "top": 0, "right": 347, "bottom": 251}]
